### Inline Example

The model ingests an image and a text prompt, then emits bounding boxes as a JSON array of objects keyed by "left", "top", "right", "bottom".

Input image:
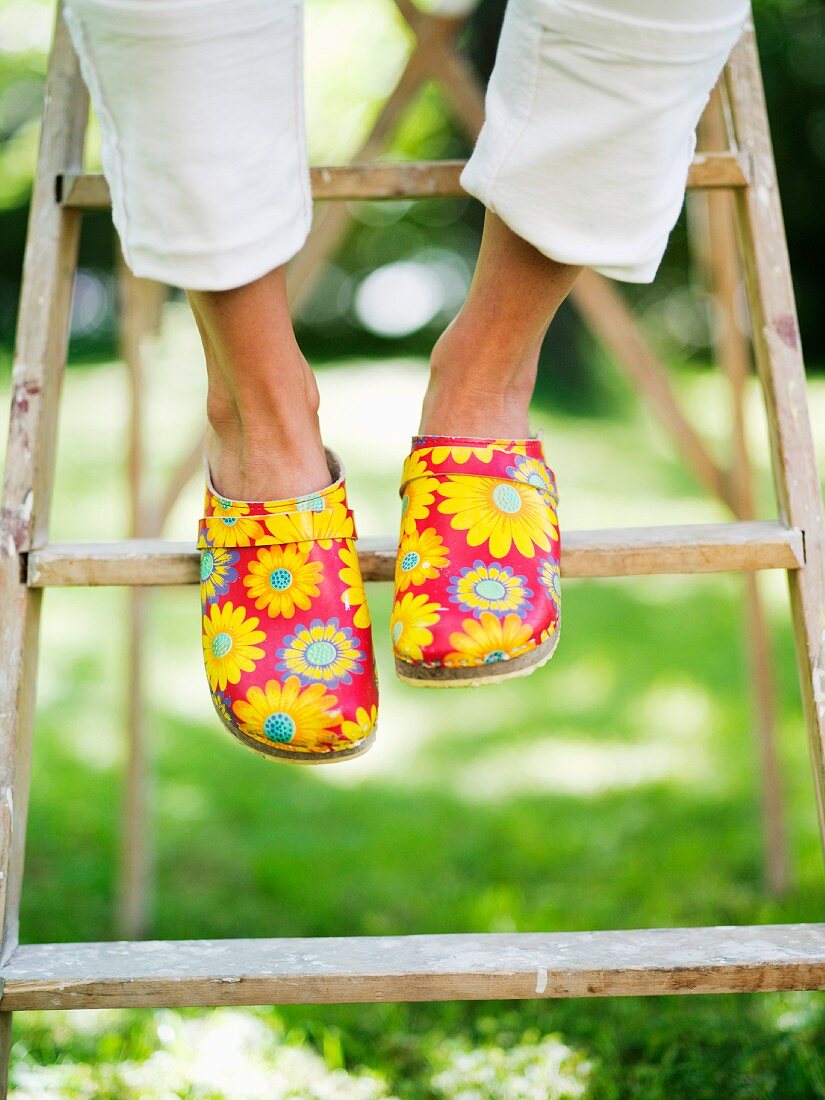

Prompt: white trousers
[{"left": 63, "top": 0, "right": 748, "bottom": 291}]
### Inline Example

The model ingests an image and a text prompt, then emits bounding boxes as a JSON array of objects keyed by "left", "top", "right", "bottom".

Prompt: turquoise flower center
[
  {"left": 200, "top": 551, "right": 215, "bottom": 582},
  {"left": 269, "top": 568, "right": 293, "bottom": 591},
  {"left": 263, "top": 712, "right": 296, "bottom": 743},
  {"left": 305, "top": 640, "right": 337, "bottom": 668},
  {"left": 493, "top": 484, "right": 521, "bottom": 514},
  {"left": 401, "top": 551, "right": 420, "bottom": 572},
  {"left": 527, "top": 473, "right": 547, "bottom": 490},
  {"left": 211, "top": 631, "right": 232, "bottom": 658},
  {"left": 221, "top": 516, "right": 238, "bottom": 527},
  {"left": 297, "top": 494, "right": 324, "bottom": 513},
  {"left": 217, "top": 497, "right": 232, "bottom": 509},
  {"left": 475, "top": 578, "right": 507, "bottom": 601},
  {"left": 484, "top": 649, "right": 506, "bottom": 664},
  {"left": 401, "top": 494, "right": 409, "bottom": 516},
  {"left": 391, "top": 621, "right": 403, "bottom": 644}
]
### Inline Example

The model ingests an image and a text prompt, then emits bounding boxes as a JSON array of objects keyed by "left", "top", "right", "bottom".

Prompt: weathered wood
[
  {"left": 695, "top": 88, "right": 789, "bottom": 896},
  {"left": 1, "top": 924, "right": 823, "bottom": 1009},
  {"left": 59, "top": 153, "right": 751, "bottom": 212},
  {"left": 728, "top": 26, "right": 825, "bottom": 853},
  {"left": 0, "top": 6, "right": 88, "bottom": 976},
  {"left": 116, "top": 257, "right": 158, "bottom": 941},
  {"left": 24, "top": 522, "right": 804, "bottom": 588}
]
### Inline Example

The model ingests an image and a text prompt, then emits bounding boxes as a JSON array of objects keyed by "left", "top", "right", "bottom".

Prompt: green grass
[{"left": 3, "top": 309, "right": 825, "bottom": 1096}]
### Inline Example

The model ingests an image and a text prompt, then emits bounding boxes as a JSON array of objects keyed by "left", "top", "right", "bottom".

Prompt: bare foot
[{"left": 204, "top": 350, "right": 331, "bottom": 503}]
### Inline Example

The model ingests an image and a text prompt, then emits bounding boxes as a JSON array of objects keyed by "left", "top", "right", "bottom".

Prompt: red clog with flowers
[
  {"left": 197, "top": 451, "right": 378, "bottom": 761},
  {"left": 392, "top": 435, "right": 561, "bottom": 685}
]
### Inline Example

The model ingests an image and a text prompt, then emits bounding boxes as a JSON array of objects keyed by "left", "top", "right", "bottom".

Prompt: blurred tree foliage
[{"left": 0, "top": 0, "right": 823, "bottom": 375}]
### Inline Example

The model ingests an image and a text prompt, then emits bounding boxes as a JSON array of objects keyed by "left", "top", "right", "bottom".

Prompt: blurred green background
[{"left": 1, "top": 0, "right": 825, "bottom": 1097}]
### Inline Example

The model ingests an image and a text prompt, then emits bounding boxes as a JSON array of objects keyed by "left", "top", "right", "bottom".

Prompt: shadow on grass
[{"left": 17, "top": 574, "right": 825, "bottom": 1098}]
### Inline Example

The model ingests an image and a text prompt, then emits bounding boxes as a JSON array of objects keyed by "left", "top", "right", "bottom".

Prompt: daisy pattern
[
  {"left": 211, "top": 688, "right": 235, "bottom": 728},
  {"left": 427, "top": 444, "right": 497, "bottom": 465},
  {"left": 437, "top": 475, "right": 557, "bottom": 558},
  {"left": 448, "top": 560, "right": 533, "bottom": 618},
  {"left": 263, "top": 500, "right": 353, "bottom": 550},
  {"left": 339, "top": 704, "right": 378, "bottom": 745},
  {"left": 277, "top": 617, "right": 365, "bottom": 686},
  {"left": 231, "top": 676, "right": 341, "bottom": 752},
  {"left": 395, "top": 526, "right": 449, "bottom": 591},
  {"left": 506, "top": 455, "right": 557, "bottom": 506},
  {"left": 263, "top": 483, "right": 345, "bottom": 516},
  {"left": 200, "top": 547, "right": 239, "bottom": 605},
  {"left": 390, "top": 592, "right": 441, "bottom": 662},
  {"left": 538, "top": 558, "right": 562, "bottom": 605},
  {"left": 202, "top": 512, "right": 265, "bottom": 548},
  {"left": 400, "top": 454, "right": 439, "bottom": 537},
  {"left": 202, "top": 601, "right": 266, "bottom": 691},
  {"left": 445, "top": 611, "right": 535, "bottom": 668},
  {"left": 243, "top": 544, "right": 323, "bottom": 619},
  {"left": 210, "top": 495, "right": 249, "bottom": 519},
  {"left": 338, "top": 542, "right": 371, "bottom": 628}
]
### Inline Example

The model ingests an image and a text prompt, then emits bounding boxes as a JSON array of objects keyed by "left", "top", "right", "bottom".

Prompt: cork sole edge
[{"left": 394, "top": 626, "right": 560, "bottom": 689}]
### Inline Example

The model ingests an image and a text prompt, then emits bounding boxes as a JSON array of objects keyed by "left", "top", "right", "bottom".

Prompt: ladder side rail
[
  {"left": 0, "top": 5, "right": 88, "bottom": 964},
  {"left": 726, "top": 24, "right": 825, "bottom": 849}
]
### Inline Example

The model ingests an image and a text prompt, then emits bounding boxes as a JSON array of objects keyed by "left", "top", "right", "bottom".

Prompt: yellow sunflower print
[
  {"left": 445, "top": 611, "right": 535, "bottom": 668},
  {"left": 277, "top": 617, "right": 365, "bottom": 686},
  {"left": 339, "top": 704, "right": 378, "bottom": 744},
  {"left": 210, "top": 495, "right": 249, "bottom": 519},
  {"left": 390, "top": 592, "right": 441, "bottom": 662},
  {"left": 448, "top": 560, "right": 533, "bottom": 617},
  {"left": 263, "top": 484, "right": 346, "bottom": 516},
  {"left": 338, "top": 542, "right": 371, "bottom": 628},
  {"left": 395, "top": 526, "right": 449, "bottom": 591},
  {"left": 200, "top": 547, "right": 239, "bottom": 604},
  {"left": 437, "top": 476, "right": 557, "bottom": 558},
  {"left": 231, "top": 676, "right": 341, "bottom": 752},
  {"left": 506, "top": 455, "right": 557, "bottom": 505},
  {"left": 538, "top": 558, "right": 562, "bottom": 605},
  {"left": 428, "top": 444, "right": 495, "bottom": 465},
  {"left": 243, "top": 544, "right": 323, "bottom": 619},
  {"left": 203, "top": 512, "right": 265, "bottom": 548},
  {"left": 400, "top": 455, "right": 439, "bottom": 536},
  {"left": 202, "top": 601, "right": 266, "bottom": 691},
  {"left": 263, "top": 499, "right": 354, "bottom": 549}
]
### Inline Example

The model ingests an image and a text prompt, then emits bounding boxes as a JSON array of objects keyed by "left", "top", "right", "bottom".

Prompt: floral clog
[
  {"left": 392, "top": 435, "right": 561, "bottom": 686},
  {"left": 198, "top": 451, "right": 378, "bottom": 761}
]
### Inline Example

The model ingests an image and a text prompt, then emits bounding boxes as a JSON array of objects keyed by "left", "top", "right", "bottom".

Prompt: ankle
[
  {"left": 420, "top": 320, "right": 537, "bottom": 438},
  {"left": 205, "top": 360, "right": 329, "bottom": 503}
]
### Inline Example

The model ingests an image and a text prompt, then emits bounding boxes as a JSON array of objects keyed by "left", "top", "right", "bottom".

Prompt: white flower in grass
[{"left": 429, "top": 1034, "right": 591, "bottom": 1100}]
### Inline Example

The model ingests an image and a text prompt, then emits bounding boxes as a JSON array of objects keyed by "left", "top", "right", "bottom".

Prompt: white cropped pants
[{"left": 63, "top": 0, "right": 748, "bottom": 291}]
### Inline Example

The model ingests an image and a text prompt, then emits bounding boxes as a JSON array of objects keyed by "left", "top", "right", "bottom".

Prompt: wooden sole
[
  {"left": 217, "top": 714, "right": 376, "bottom": 765},
  {"left": 395, "top": 625, "right": 560, "bottom": 688}
]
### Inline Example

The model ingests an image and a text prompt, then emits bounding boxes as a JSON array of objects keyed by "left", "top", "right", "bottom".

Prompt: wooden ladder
[{"left": 1, "top": 5, "right": 824, "bottom": 1089}]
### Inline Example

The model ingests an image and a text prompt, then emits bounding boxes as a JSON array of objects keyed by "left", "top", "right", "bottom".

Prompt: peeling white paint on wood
[{"left": 0, "top": 925, "right": 823, "bottom": 1010}]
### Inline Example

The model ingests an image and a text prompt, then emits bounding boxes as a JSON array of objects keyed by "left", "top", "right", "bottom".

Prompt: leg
[
  {"left": 63, "top": 0, "right": 325, "bottom": 501},
  {"left": 420, "top": 212, "right": 580, "bottom": 438},
  {"left": 425, "top": 0, "right": 750, "bottom": 438},
  {"left": 189, "top": 268, "right": 328, "bottom": 502}
]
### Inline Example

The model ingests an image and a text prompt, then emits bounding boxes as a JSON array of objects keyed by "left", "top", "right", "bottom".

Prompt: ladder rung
[
  {"left": 58, "top": 152, "right": 752, "bottom": 209},
  {"left": 25, "top": 522, "right": 803, "bottom": 588},
  {"left": 1, "top": 924, "right": 823, "bottom": 1009}
]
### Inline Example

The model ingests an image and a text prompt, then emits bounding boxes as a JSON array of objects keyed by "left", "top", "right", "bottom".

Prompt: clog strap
[
  {"left": 197, "top": 505, "right": 357, "bottom": 549},
  {"left": 401, "top": 443, "right": 558, "bottom": 504}
]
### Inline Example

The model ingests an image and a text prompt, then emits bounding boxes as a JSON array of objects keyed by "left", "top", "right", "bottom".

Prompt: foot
[
  {"left": 205, "top": 349, "right": 331, "bottom": 503},
  {"left": 391, "top": 436, "right": 561, "bottom": 687},
  {"left": 418, "top": 319, "right": 537, "bottom": 440},
  {"left": 198, "top": 450, "right": 379, "bottom": 762}
]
